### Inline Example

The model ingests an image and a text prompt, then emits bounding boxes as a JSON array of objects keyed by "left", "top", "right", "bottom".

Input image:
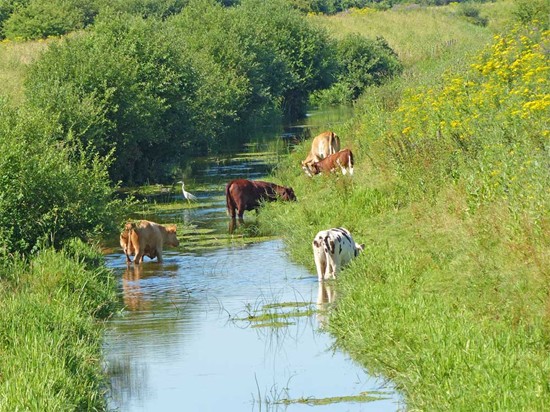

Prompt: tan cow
[
  {"left": 120, "top": 220, "right": 179, "bottom": 264},
  {"left": 301, "top": 131, "right": 341, "bottom": 174}
]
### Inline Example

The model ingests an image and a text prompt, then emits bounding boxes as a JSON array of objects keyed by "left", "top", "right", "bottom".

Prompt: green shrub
[
  {"left": 0, "top": 101, "right": 123, "bottom": 255},
  {"left": 96, "top": 0, "right": 187, "bottom": 19},
  {"left": 456, "top": 3, "right": 488, "bottom": 26},
  {"left": 3, "top": 0, "right": 98, "bottom": 40},
  {"left": 25, "top": 12, "right": 242, "bottom": 183},
  {"left": 513, "top": 0, "right": 550, "bottom": 28},
  {"left": 333, "top": 33, "right": 403, "bottom": 101}
]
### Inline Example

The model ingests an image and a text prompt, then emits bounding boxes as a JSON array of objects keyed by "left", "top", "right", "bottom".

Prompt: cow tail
[
  {"left": 329, "top": 132, "right": 335, "bottom": 155},
  {"left": 349, "top": 150, "right": 354, "bottom": 175},
  {"left": 225, "top": 182, "right": 235, "bottom": 216}
]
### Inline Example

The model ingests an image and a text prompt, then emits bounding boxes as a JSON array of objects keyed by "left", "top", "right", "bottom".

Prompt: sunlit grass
[
  {"left": 261, "top": 3, "right": 550, "bottom": 410},
  {"left": 0, "top": 39, "right": 50, "bottom": 105}
]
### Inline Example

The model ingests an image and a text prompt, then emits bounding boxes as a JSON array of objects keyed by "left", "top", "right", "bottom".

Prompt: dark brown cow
[
  {"left": 305, "top": 148, "right": 354, "bottom": 177},
  {"left": 225, "top": 179, "right": 296, "bottom": 220}
]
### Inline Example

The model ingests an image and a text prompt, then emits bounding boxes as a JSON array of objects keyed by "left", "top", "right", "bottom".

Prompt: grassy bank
[
  {"left": 260, "top": 2, "right": 550, "bottom": 409},
  {"left": 0, "top": 240, "right": 116, "bottom": 410}
]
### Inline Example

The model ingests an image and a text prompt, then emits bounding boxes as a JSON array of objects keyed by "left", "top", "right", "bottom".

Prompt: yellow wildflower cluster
[
  {"left": 393, "top": 25, "right": 548, "bottom": 146},
  {"left": 349, "top": 7, "right": 376, "bottom": 16},
  {"left": 388, "top": 24, "right": 548, "bottom": 214}
]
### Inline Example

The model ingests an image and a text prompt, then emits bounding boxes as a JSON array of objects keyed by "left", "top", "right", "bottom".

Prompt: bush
[
  {"left": 0, "top": 102, "right": 123, "bottom": 255},
  {"left": 95, "top": 0, "right": 187, "bottom": 19},
  {"left": 456, "top": 3, "right": 488, "bottom": 27},
  {"left": 312, "top": 33, "right": 402, "bottom": 105},
  {"left": 171, "top": 0, "right": 334, "bottom": 119},
  {"left": 3, "top": 0, "right": 98, "bottom": 40},
  {"left": 513, "top": 0, "right": 550, "bottom": 28},
  {"left": 25, "top": 12, "right": 242, "bottom": 183}
]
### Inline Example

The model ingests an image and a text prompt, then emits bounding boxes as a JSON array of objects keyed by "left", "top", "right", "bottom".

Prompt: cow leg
[
  {"left": 228, "top": 219, "right": 237, "bottom": 233},
  {"left": 134, "top": 247, "right": 143, "bottom": 264},
  {"left": 325, "top": 251, "right": 336, "bottom": 280},
  {"left": 331, "top": 251, "right": 342, "bottom": 279},
  {"left": 313, "top": 243, "right": 326, "bottom": 282},
  {"left": 337, "top": 159, "right": 347, "bottom": 175}
]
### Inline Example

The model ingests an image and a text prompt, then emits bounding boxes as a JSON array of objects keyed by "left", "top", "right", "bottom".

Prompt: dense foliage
[
  {"left": 311, "top": 33, "right": 402, "bottom": 104},
  {"left": 24, "top": 0, "right": 397, "bottom": 184},
  {"left": 0, "top": 101, "right": 123, "bottom": 255}
]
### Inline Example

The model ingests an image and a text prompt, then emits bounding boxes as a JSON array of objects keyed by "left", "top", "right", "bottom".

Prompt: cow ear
[{"left": 358, "top": 243, "right": 365, "bottom": 251}]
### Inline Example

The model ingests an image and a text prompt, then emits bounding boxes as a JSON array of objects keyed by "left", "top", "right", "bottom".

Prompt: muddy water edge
[{"left": 102, "top": 108, "right": 402, "bottom": 411}]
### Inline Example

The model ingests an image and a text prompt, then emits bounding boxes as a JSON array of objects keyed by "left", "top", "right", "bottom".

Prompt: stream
[{"left": 103, "top": 109, "right": 402, "bottom": 411}]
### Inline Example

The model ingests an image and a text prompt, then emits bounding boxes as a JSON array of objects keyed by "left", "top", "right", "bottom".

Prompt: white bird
[{"left": 177, "top": 180, "right": 197, "bottom": 203}]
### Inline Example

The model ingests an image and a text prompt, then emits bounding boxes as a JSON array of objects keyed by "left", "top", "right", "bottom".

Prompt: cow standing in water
[
  {"left": 304, "top": 148, "right": 354, "bottom": 177},
  {"left": 301, "top": 131, "right": 341, "bottom": 174},
  {"left": 120, "top": 220, "right": 179, "bottom": 264},
  {"left": 225, "top": 179, "right": 296, "bottom": 221},
  {"left": 312, "top": 227, "right": 364, "bottom": 281}
]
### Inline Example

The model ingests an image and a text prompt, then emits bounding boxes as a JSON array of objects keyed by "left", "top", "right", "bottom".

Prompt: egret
[{"left": 177, "top": 180, "right": 197, "bottom": 203}]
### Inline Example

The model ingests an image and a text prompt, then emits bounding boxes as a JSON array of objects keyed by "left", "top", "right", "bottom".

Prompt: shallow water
[{"left": 103, "top": 108, "right": 402, "bottom": 411}]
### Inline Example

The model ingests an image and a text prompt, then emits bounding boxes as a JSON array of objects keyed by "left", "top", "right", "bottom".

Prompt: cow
[
  {"left": 301, "top": 131, "right": 341, "bottom": 174},
  {"left": 225, "top": 179, "right": 297, "bottom": 220},
  {"left": 312, "top": 227, "right": 364, "bottom": 281},
  {"left": 304, "top": 148, "right": 354, "bottom": 177},
  {"left": 120, "top": 220, "right": 179, "bottom": 264}
]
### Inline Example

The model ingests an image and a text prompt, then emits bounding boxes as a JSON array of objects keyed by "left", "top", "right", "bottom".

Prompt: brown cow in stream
[
  {"left": 225, "top": 179, "right": 297, "bottom": 220},
  {"left": 120, "top": 220, "right": 179, "bottom": 264}
]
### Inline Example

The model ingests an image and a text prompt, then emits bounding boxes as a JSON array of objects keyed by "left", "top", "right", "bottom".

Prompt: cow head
[
  {"left": 165, "top": 225, "right": 180, "bottom": 247},
  {"left": 280, "top": 186, "right": 297, "bottom": 201},
  {"left": 301, "top": 161, "right": 314, "bottom": 177},
  {"left": 354, "top": 243, "right": 365, "bottom": 257}
]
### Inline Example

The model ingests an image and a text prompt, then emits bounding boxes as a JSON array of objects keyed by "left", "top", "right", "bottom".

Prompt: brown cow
[
  {"left": 120, "top": 220, "right": 179, "bottom": 264},
  {"left": 225, "top": 179, "right": 296, "bottom": 220},
  {"left": 304, "top": 148, "right": 354, "bottom": 177},
  {"left": 301, "top": 131, "right": 341, "bottom": 174}
]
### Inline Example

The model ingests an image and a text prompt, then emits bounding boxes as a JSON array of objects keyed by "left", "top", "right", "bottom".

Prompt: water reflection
[
  {"left": 316, "top": 281, "right": 337, "bottom": 329},
  {"left": 104, "top": 241, "right": 400, "bottom": 412}
]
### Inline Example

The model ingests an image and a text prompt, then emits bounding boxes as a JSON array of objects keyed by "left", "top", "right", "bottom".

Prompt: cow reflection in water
[
  {"left": 316, "top": 281, "right": 337, "bottom": 328},
  {"left": 122, "top": 265, "right": 151, "bottom": 312}
]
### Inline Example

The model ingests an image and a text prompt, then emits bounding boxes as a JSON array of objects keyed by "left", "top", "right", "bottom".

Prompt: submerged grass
[
  {"left": 277, "top": 391, "right": 389, "bottom": 405},
  {"left": 237, "top": 301, "right": 315, "bottom": 326}
]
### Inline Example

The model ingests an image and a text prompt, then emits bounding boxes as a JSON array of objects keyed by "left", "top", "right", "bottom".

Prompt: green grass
[
  {"left": 0, "top": 240, "right": 116, "bottom": 410},
  {"left": 259, "top": 2, "right": 550, "bottom": 409},
  {"left": 0, "top": 39, "right": 50, "bottom": 105}
]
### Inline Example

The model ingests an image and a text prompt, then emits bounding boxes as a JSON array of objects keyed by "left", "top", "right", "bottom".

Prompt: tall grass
[
  {"left": 260, "top": 2, "right": 550, "bottom": 409},
  {"left": 0, "top": 239, "right": 116, "bottom": 410},
  {"left": 0, "top": 39, "right": 50, "bottom": 105}
]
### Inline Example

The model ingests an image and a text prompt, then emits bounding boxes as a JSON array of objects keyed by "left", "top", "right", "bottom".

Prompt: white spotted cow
[{"left": 312, "top": 227, "right": 364, "bottom": 281}]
